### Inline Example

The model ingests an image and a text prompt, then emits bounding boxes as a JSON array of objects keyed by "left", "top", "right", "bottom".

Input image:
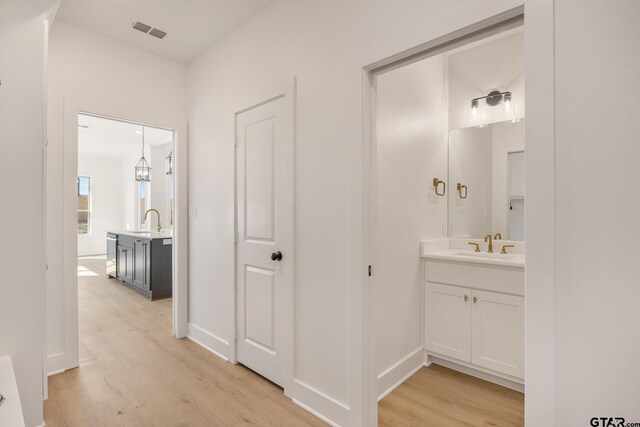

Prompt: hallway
[{"left": 44, "top": 256, "right": 325, "bottom": 426}]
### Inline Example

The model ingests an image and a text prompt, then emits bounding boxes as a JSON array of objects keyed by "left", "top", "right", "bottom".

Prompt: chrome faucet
[
  {"left": 484, "top": 234, "right": 493, "bottom": 253},
  {"left": 144, "top": 209, "right": 162, "bottom": 232}
]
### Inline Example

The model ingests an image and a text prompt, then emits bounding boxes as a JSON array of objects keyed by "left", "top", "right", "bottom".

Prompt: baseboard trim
[
  {"left": 46, "top": 352, "right": 69, "bottom": 376},
  {"left": 425, "top": 352, "right": 524, "bottom": 392},
  {"left": 292, "top": 380, "right": 349, "bottom": 427},
  {"left": 377, "top": 348, "right": 424, "bottom": 401},
  {"left": 187, "top": 323, "right": 229, "bottom": 362}
]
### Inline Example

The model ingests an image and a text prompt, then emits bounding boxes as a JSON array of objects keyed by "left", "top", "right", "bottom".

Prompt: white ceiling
[
  {"left": 78, "top": 114, "right": 173, "bottom": 157},
  {"left": 55, "top": 0, "right": 274, "bottom": 63},
  {"left": 447, "top": 29, "right": 524, "bottom": 93}
]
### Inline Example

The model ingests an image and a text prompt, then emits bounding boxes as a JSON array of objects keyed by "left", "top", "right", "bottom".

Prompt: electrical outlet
[{"left": 189, "top": 205, "right": 198, "bottom": 219}]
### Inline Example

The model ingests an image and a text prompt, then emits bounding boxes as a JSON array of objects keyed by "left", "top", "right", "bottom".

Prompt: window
[
  {"left": 77, "top": 176, "right": 91, "bottom": 234},
  {"left": 136, "top": 180, "right": 148, "bottom": 229}
]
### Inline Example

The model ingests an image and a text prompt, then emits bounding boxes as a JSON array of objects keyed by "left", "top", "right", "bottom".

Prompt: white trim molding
[
  {"left": 377, "top": 348, "right": 424, "bottom": 401},
  {"left": 292, "top": 380, "right": 350, "bottom": 427},
  {"left": 186, "top": 323, "right": 230, "bottom": 362},
  {"left": 46, "top": 353, "right": 67, "bottom": 376},
  {"left": 426, "top": 353, "right": 524, "bottom": 393}
]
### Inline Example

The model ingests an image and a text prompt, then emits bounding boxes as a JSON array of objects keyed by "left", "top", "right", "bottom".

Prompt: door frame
[
  {"left": 49, "top": 98, "right": 188, "bottom": 374},
  {"left": 360, "top": 4, "right": 556, "bottom": 424},
  {"left": 232, "top": 78, "right": 297, "bottom": 397}
]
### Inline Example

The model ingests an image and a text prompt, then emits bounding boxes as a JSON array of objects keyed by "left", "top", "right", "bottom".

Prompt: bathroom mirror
[{"left": 448, "top": 119, "right": 525, "bottom": 241}]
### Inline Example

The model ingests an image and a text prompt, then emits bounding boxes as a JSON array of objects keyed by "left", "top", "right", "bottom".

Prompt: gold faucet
[
  {"left": 468, "top": 242, "right": 480, "bottom": 252},
  {"left": 494, "top": 233, "right": 502, "bottom": 240},
  {"left": 484, "top": 234, "right": 493, "bottom": 253},
  {"left": 144, "top": 209, "right": 162, "bottom": 232},
  {"left": 501, "top": 244, "right": 515, "bottom": 254}
]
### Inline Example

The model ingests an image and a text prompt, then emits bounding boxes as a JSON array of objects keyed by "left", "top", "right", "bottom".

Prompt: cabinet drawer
[{"left": 424, "top": 260, "right": 523, "bottom": 296}]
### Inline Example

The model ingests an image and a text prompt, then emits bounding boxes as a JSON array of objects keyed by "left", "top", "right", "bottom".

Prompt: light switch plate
[{"left": 189, "top": 205, "right": 198, "bottom": 218}]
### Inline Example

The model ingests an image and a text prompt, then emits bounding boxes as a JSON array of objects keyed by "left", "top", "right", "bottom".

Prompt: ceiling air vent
[
  {"left": 148, "top": 28, "right": 167, "bottom": 39},
  {"left": 131, "top": 20, "right": 168, "bottom": 40},
  {"left": 131, "top": 21, "right": 152, "bottom": 34}
]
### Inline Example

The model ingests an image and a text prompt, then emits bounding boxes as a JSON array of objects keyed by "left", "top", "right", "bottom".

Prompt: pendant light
[
  {"left": 165, "top": 150, "right": 173, "bottom": 175},
  {"left": 135, "top": 127, "right": 151, "bottom": 182}
]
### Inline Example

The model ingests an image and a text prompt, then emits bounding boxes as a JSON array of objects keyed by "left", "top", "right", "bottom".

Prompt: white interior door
[{"left": 236, "top": 91, "right": 294, "bottom": 389}]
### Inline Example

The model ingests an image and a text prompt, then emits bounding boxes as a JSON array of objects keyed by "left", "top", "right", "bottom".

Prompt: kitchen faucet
[{"left": 144, "top": 209, "right": 162, "bottom": 232}]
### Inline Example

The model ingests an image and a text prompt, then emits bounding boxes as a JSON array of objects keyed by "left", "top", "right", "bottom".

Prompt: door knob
[{"left": 271, "top": 251, "right": 283, "bottom": 261}]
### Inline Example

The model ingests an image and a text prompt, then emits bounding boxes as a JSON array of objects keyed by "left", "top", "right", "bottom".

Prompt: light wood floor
[
  {"left": 379, "top": 365, "right": 524, "bottom": 426},
  {"left": 45, "top": 256, "right": 523, "bottom": 426},
  {"left": 44, "top": 256, "right": 326, "bottom": 427}
]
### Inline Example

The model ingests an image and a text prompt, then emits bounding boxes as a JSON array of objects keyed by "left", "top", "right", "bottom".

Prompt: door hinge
[
  {"left": 234, "top": 329, "right": 238, "bottom": 341},
  {"left": 368, "top": 265, "right": 372, "bottom": 276},
  {"left": 234, "top": 230, "right": 239, "bottom": 244}
]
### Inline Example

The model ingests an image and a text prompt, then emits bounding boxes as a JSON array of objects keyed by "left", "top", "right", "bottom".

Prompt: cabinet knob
[
  {"left": 464, "top": 295, "right": 469, "bottom": 302},
  {"left": 271, "top": 251, "right": 283, "bottom": 261},
  {"left": 473, "top": 296, "right": 477, "bottom": 303}
]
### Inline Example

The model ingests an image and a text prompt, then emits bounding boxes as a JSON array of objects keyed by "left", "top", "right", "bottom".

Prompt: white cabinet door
[
  {"left": 471, "top": 289, "right": 524, "bottom": 379},
  {"left": 425, "top": 282, "right": 471, "bottom": 362}
]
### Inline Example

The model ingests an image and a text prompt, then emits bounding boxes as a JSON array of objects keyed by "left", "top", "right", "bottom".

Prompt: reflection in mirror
[{"left": 448, "top": 119, "right": 525, "bottom": 241}]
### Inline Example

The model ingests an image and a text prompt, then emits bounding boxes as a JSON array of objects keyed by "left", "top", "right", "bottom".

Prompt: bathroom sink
[{"left": 454, "top": 250, "right": 515, "bottom": 260}]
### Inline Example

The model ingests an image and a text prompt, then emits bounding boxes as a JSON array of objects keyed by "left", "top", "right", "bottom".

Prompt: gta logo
[{"left": 590, "top": 418, "right": 625, "bottom": 427}]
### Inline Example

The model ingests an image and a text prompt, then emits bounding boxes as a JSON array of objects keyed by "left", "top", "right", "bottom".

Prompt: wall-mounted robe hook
[
  {"left": 433, "top": 178, "right": 446, "bottom": 196},
  {"left": 457, "top": 183, "right": 468, "bottom": 199}
]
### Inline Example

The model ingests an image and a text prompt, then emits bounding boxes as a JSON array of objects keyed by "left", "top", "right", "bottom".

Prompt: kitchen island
[{"left": 106, "top": 230, "right": 172, "bottom": 300}]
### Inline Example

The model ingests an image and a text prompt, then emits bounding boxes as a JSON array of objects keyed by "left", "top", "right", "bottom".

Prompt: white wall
[
  {"left": 0, "top": 1, "right": 48, "bottom": 425},
  {"left": 77, "top": 153, "right": 125, "bottom": 255},
  {"left": 374, "top": 55, "right": 448, "bottom": 393},
  {"left": 47, "top": 19, "right": 187, "bottom": 373},
  {"left": 186, "top": 0, "right": 524, "bottom": 424},
  {"left": 448, "top": 126, "right": 493, "bottom": 238},
  {"left": 150, "top": 142, "right": 173, "bottom": 232},
  {"left": 554, "top": 0, "right": 640, "bottom": 423}
]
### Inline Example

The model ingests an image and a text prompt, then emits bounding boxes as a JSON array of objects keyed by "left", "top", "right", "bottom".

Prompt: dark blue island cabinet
[{"left": 107, "top": 232, "right": 172, "bottom": 301}]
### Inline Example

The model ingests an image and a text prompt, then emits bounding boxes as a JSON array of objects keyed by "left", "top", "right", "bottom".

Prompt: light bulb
[
  {"left": 471, "top": 99, "right": 479, "bottom": 120},
  {"left": 504, "top": 92, "right": 512, "bottom": 114}
]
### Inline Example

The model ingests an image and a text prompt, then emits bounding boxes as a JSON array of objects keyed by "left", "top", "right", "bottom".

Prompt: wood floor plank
[
  {"left": 378, "top": 364, "right": 524, "bottom": 427},
  {"left": 45, "top": 256, "right": 523, "bottom": 426},
  {"left": 44, "top": 256, "right": 326, "bottom": 427}
]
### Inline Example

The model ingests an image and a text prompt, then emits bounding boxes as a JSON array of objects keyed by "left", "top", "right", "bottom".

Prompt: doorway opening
[
  {"left": 365, "top": 14, "right": 526, "bottom": 426},
  {"left": 76, "top": 112, "right": 178, "bottom": 367}
]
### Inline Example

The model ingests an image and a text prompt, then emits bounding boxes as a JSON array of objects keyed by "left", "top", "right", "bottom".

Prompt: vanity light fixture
[
  {"left": 471, "top": 99, "right": 479, "bottom": 119},
  {"left": 504, "top": 91, "right": 512, "bottom": 113},
  {"left": 135, "top": 127, "right": 151, "bottom": 182},
  {"left": 165, "top": 151, "right": 173, "bottom": 175},
  {"left": 470, "top": 90, "right": 513, "bottom": 123}
]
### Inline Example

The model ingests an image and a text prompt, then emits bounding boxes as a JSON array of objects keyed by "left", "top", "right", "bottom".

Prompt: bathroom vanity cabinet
[
  {"left": 423, "top": 252, "right": 525, "bottom": 386},
  {"left": 107, "top": 231, "right": 172, "bottom": 301}
]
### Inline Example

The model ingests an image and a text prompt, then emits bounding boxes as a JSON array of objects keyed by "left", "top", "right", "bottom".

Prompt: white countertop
[
  {"left": 421, "top": 238, "right": 525, "bottom": 268},
  {"left": 0, "top": 357, "right": 25, "bottom": 427},
  {"left": 108, "top": 230, "right": 173, "bottom": 239}
]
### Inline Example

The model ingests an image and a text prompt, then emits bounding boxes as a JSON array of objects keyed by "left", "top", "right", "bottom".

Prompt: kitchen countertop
[{"left": 108, "top": 230, "right": 173, "bottom": 239}]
